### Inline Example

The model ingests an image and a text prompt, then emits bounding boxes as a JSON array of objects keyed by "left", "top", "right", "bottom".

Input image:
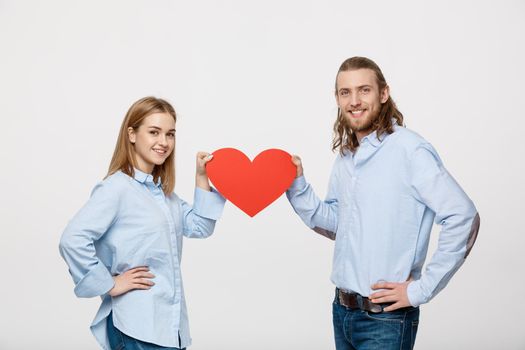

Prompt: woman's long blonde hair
[{"left": 106, "top": 96, "right": 177, "bottom": 194}]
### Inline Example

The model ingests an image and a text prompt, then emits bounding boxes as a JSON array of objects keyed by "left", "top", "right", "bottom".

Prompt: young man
[{"left": 286, "top": 57, "right": 480, "bottom": 350}]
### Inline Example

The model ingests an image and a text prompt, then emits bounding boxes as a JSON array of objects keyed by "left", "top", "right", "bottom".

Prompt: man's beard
[{"left": 345, "top": 109, "right": 379, "bottom": 134}]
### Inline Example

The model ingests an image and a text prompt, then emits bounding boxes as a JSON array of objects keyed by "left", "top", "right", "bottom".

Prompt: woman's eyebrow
[{"left": 147, "top": 125, "right": 176, "bottom": 132}]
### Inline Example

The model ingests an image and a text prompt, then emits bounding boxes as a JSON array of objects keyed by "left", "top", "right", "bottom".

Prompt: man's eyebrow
[{"left": 339, "top": 84, "right": 372, "bottom": 90}]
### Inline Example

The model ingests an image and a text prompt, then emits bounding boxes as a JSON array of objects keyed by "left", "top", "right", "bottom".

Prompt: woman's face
[{"left": 128, "top": 112, "right": 176, "bottom": 174}]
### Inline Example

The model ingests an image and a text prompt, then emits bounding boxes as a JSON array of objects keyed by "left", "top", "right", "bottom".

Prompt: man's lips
[{"left": 349, "top": 109, "right": 366, "bottom": 118}]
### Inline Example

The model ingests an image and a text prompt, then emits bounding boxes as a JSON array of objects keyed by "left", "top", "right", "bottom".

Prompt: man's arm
[
  {"left": 405, "top": 143, "right": 480, "bottom": 306},
  {"left": 371, "top": 143, "right": 480, "bottom": 309},
  {"left": 286, "top": 155, "right": 339, "bottom": 240}
]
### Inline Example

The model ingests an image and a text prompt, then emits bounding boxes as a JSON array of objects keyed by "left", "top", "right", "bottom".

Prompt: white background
[{"left": 1, "top": 1, "right": 524, "bottom": 349}]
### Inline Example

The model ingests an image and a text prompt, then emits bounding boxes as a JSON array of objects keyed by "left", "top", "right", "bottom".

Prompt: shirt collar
[
  {"left": 361, "top": 119, "right": 400, "bottom": 148},
  {"left": 133, "top": 168, "right": 162, "bottom": 187},
  {"left": 361, "top": 130, "right": 382, "bottom": 148}
]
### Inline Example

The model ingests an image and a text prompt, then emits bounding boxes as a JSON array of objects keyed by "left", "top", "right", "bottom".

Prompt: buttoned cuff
[
  {"left": 288, "top": 175, "right": 307, "bottom": 192},
  {"left": 406, "top": 280, "right": 427, "bottom": 307},
  {"left": 74, "top": 263, "right": 114, "bottom": 298},
  {"left": 193, "top": 187, "right": 226, "bottom": 220}
]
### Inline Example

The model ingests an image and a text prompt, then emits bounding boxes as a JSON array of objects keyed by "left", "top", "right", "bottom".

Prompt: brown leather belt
[{"left": 336, "top": 288, "right": 384, "bottom": 314}]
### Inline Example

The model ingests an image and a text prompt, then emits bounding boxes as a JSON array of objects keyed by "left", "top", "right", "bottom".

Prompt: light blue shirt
[
  {"left": 59, "top": 169, "right": 225, "bottom": 349},
  {"left": 286, "top": 125, "right": 480, "bottom": 307}
]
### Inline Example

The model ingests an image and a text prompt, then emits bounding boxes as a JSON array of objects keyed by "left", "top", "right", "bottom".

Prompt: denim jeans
[
  {"left": 332, "top": 290, "right": 420, "bottom": 350},
  {"left": 106, "top": 312, "right": 185, "bottom": 350}
]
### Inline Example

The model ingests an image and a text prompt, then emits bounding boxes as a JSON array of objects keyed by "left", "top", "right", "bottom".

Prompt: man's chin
[{"left": 350, "top": 121, "right": 373, "bottom": 133}]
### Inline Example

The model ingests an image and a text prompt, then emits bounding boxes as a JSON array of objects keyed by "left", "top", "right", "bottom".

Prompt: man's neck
[{"left": 355, "top": 128, "right": 375, "bottom": 144}]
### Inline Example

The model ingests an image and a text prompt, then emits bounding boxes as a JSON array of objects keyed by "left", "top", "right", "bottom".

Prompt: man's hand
[
  {"left": 291, "top": 155, "right": 303, "bottom": 178},
  {"left": 108, "top": 266, "right": 155, "bottom": 297},
  {"left": 369, "top": 281, "right": 412, "bottom": 312}
]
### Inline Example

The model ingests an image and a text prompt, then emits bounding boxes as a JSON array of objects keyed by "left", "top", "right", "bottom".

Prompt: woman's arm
[
  {"left": 180, "top": 152, "right": 226, "bottom": 238},
  {"left": 59, "top": 181, "right": 119, "bottom": 298},
  {"left": 59, "top": 179, "right": 155, "bottom": 297}
]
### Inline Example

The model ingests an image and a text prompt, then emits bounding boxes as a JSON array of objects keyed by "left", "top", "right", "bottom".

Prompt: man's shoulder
[
  {"left": 333, "top": 150, "right": 350, "bottom": 165},
  {"left": 390, "top": 125, "right": 431, "bottom": 151}
]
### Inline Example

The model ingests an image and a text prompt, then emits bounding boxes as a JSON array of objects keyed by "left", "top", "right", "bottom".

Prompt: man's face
[{"left": 335, "top": 68, "right": 389, "bottom": 137}]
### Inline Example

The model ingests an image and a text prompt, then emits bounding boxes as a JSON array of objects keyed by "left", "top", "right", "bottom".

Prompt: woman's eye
[
  {"left": 167, "top": 133, "right": 175, "bottom": 138},
  {"left": 150, "top": 131, "right": 158, "bottom": 135}
]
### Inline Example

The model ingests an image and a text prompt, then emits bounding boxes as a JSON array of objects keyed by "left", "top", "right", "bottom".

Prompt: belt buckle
[
  {"left": 368, "top": 302, "right": 383, "bottom": 314},
  {"left": 361, "top": 297, "right": 383, "bottom": 313}
]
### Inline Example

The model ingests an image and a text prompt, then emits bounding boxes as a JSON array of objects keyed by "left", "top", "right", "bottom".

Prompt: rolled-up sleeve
[
  {"left": 407, "top": 143, "right": 480, "bottom": 307},
  {"left": 181, "top": 187, "right": 226, "bottom": 238},
  {"left": 59, "top": 182, "right": 118, "bottom": 298}
]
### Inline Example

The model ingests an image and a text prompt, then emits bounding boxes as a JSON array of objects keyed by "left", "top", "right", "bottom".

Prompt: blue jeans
[
  {"left": 332, "top": 290, "right": 420, "bottom": 350},
  {"left": 107, "top": 312, "right": 185, "bottom": 350}
]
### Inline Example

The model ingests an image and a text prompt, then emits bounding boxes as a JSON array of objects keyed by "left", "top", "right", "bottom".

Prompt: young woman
[{"left": 59, "top": 97, "right": 225, "bottom": 350}]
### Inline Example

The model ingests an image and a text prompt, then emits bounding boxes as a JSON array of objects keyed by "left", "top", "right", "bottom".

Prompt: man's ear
[
  {"left": 335, "top": 90, "right": 341, "bottom": 108},
  {"left": 128, "top": 127, "right": 136, "bottom": 144},
  {"left": 381, "top": 85, "right": 390, "bottom": 104}
]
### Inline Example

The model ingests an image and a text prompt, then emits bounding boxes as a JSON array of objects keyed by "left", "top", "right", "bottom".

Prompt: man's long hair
[{"left": 332, "top": 57, "right": 404, "bottom": 154}]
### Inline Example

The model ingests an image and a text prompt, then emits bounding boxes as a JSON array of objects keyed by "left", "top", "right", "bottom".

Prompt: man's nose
[{"left": 350, "top": 92, "right": 361, "bottom": 107}]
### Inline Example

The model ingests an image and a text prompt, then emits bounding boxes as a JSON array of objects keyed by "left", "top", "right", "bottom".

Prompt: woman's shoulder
[
  {"left": 165, "top": 190, "right": 182, "bottom": 204},
  {"left": 91, "top": 171, "right": 132, "bottom": 197}
]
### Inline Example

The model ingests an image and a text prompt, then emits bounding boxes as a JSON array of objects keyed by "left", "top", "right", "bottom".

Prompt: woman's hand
[
  {"left": 291, "top": 155, "right": 304, "bottom": 178},
  {"left": 108, "top": 266, "right": 155, "bottom": 297},
  {"left": 196, "top": 152, "right": 213, "bottom": 191}
]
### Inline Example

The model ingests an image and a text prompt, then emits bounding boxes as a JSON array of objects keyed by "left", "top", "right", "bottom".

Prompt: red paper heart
[{"left": 206, "top": 148, "right": 296, "bottom": 217}]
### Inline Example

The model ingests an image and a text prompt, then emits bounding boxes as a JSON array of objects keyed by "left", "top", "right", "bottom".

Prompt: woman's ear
[{"left": 128, "top": 127, "right": 136, "bottom": 144}]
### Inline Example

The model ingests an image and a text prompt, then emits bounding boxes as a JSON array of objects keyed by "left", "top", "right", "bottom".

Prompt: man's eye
[
  {"left": 361, "top": 88, "right": 370, "bottom": 94},
  {"left": 340, "top": 90, "right": 349, "bottom": 96}
]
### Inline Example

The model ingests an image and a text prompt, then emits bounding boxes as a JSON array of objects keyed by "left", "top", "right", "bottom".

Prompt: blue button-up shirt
[
  {"left": 59, "top": 169, "right": 225, "bottom": 349},
  {"left": 286, "top": 125, "right": 480, "bottom": 307}
]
